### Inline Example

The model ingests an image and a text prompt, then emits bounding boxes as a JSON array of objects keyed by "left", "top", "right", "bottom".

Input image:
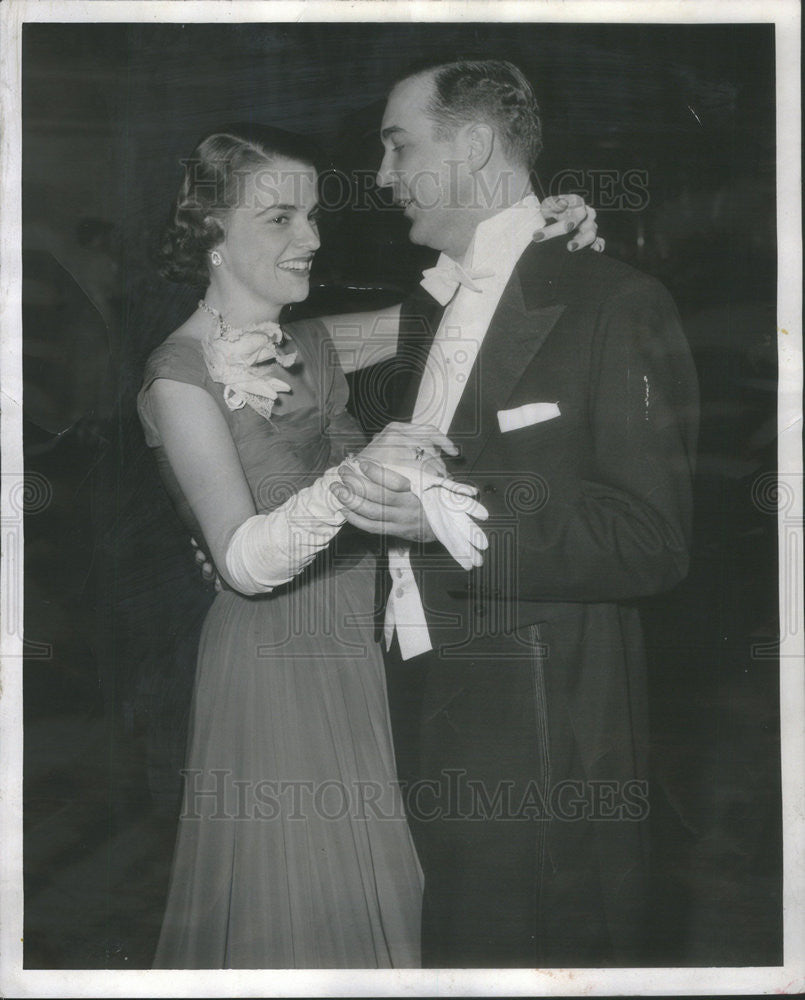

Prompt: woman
[{"left": 138, "top": 123, "right": 599, "bottom": 969}]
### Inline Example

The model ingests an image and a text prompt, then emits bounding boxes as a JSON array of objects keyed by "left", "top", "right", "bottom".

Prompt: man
[{"left": 336, "top": 59, "right": 699, "bottom": 967}]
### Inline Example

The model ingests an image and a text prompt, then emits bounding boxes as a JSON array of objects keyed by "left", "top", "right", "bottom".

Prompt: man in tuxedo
[{"left": 336, "top": 59, "right": 699, "bottom": 968}]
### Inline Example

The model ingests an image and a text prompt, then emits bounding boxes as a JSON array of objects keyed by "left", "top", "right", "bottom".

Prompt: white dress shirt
[{"left": 387, "top": 194, "right": 547, "bottom": 659}]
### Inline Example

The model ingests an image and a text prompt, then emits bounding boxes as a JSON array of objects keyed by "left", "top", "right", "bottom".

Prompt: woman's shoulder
[
  {"left": 142, "top": 317, "right": 208, "bottom": 390},
  {"left": 138, "top": 319, "right": 212, "bottom": 447}
]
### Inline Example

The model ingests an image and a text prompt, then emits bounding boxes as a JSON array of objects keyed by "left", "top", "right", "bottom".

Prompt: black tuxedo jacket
[
  {"left": 389, "top": 236, "right": 698, "bottom": 648},
  {"left": 384, "top": 238, "right": 699, "bottom": 961}
]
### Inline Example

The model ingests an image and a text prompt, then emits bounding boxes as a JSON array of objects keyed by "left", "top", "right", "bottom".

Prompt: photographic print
[{"left": 1, "top": 1, "right": 802, "bottom": 996}]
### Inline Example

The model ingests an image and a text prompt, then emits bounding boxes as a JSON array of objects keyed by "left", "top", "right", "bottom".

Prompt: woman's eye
[
  {"left": 270, "top": 214, "right": 289, "bottom": 225},
  {"left": 392, "top": 145, "right": 404, "bottom": 154}
]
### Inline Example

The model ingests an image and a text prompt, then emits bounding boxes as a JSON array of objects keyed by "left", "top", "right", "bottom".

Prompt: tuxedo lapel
[{"left": 448, "top": 241, "right": 567, "bottom": 472}]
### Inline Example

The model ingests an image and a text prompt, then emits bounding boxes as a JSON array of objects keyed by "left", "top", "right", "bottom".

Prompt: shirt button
[{"left": 456, "top": 373, "right": 466, "bottom": 383}]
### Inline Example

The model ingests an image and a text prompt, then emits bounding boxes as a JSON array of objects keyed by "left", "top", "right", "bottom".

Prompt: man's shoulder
[
  {"left": 570, "top": 248, "right": 670, "bottom": 301},
  {"left": 519, "top": 241, "right": 674, "bottom": 312}
]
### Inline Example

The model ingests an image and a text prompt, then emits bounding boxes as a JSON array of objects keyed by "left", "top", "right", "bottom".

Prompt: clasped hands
[
  {"left": 190, "top": 422, "right": 490, "bottom": 589},
  {"left": 330, "top": 422, "right": 489, "bottom": 571}
]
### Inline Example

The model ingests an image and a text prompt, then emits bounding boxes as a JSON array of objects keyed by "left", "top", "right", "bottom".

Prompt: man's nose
[{"left": 376, "top": 149, "right": 394, "bottom": 189}]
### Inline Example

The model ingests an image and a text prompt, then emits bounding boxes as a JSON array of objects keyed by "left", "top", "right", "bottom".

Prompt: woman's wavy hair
[{"left": 155, "top": 123, "right": 324, "bottom": 287}]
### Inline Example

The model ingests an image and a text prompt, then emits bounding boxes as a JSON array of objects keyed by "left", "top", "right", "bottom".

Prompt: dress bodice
[{"left": 137, "top": 316, "right": 367, "bottom": 543}]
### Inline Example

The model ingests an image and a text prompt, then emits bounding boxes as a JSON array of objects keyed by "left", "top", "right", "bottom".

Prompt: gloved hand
[{"left": 340, "top": 455, "right": 489, "bottom": 570}]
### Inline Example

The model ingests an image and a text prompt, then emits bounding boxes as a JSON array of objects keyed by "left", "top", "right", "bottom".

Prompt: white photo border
[{"left": 1, "top": 1, "right": 802, "bottom": 996}]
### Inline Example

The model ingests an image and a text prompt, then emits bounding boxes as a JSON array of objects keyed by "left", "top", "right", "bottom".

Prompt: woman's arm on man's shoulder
[
  {"left": 317, "top": 195, "right": 602, "bottom": 374},
  {"left": 317, "top": 304, "right": 402, "bottom": 373}
]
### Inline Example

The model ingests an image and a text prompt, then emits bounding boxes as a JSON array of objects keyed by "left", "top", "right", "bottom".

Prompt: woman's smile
[{"left": 277, "top": 254, "right": 314, "bottom": 274}]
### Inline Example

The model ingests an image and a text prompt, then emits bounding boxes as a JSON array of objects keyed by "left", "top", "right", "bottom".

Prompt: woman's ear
[
  {"left": 465, "top": 123, "right": 494, "bottom": 173},
  {"left": 203, "top": 217, "right": 226, "bottom": 269}
]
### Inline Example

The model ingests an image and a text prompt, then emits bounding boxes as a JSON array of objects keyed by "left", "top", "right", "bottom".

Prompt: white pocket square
[{"left": 497, "top": 402, "right": 561, "bottom": 433}]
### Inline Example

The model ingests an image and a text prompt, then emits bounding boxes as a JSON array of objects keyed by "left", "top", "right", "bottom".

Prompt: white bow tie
[{"left": 420, "top": 259, "right": 495, "bottom": 306}]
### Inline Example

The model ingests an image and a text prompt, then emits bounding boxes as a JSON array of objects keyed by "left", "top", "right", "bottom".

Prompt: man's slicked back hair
[{"left": 397, "top": 59, "right": 543, "bottom": 169}]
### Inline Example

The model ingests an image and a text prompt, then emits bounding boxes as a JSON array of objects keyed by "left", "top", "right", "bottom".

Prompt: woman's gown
[{"left": 137, "top": 317, "right": 423, "bottom": 968}]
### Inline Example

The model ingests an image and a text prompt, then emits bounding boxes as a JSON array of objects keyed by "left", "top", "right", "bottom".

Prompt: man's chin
[{"left": 407, "top": 218, "right": 437, "bottom": 250}]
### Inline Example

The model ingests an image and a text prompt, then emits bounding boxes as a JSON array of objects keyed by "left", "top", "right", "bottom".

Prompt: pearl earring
[{"left": 210, "top": 250, "right": 223, "bottom": 267}]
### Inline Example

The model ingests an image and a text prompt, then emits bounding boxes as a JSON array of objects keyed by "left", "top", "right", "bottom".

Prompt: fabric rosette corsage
[{"left": 199, "top": 302, "right": 297, "bottom": 421}]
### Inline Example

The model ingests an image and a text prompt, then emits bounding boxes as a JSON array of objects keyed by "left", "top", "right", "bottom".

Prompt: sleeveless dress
[{"left": 137, "top": 317, "right": 423, "bottom": 968}]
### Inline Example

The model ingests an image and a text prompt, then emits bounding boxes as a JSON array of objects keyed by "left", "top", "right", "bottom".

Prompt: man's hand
[
  {"left": 358, "top": 421, "right": 457, "bottom": 474},
  {"left": 331, "top": 460, "right": 437, "bottom": 543},
  {"left": 538, "top": 193, "right": 604, "bottom": 253}
]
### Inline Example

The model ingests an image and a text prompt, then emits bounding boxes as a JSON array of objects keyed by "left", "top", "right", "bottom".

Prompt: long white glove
[
  {"left": 349, "top": 455, "right": 490, "bottom": 570},
  {"left": 224, "top": 467, "right": 346, "bottom": 595}
]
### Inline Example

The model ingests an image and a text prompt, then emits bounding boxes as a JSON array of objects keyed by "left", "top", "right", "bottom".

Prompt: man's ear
[{"left": 465, "top": 123, "right": 495, "bottom": 173}]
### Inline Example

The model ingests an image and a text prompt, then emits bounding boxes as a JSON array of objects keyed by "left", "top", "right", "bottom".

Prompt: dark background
[{"left": 21, "top": 21, "right": 780, "bottom": 968}]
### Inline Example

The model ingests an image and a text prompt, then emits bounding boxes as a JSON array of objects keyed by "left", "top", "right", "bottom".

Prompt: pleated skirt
[{"left": 154, "top": 553, "right": 423, "bottom": 968}]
